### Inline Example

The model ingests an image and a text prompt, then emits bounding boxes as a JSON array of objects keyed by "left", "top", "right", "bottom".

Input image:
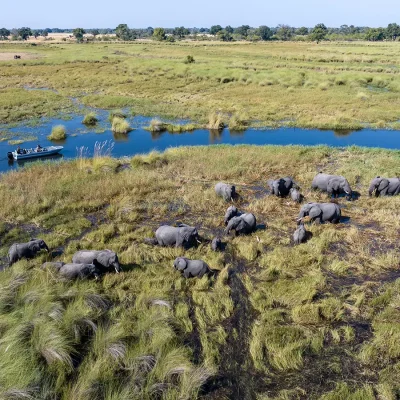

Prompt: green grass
[
  {"left": 1, "top": 41, "right": 400, "bottom": 128},
  {"left": 82, "top": 112, "right": 98, "bottom": 125},
  {"left": 1, "top": 145, "right": 400, "bottom": 398},
  {"left": 47, "top": 125, "right": 66, "bottom": 140}
]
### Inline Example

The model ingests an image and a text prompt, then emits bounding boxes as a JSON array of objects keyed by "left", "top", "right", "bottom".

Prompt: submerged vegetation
[
  {"left": 1, "top": 41, "right": 400, "bottom": 128},
  {"left": 47, "top": 124, "right": 66, "bottom": 140},
  {"left": 1, "top": 145, "right": 400, "bottom": 398}
]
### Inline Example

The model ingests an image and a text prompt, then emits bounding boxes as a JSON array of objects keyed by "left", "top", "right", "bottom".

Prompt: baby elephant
[
  {"left": 215, "top": 182, "right": 236, "bottom": 202},
  {"left": 211, "top": 237, "right": 223, "bottom": 251},
  {"left": 293, "top": 223, "right": 309, "bottom": 244},
  {"left": 8, "top": 239, "right": 49, "bottom": 266},
  {"left": 225, "top": 213, "right": 257, "bottom": 235},
  {"left": 173, "top": 257, "right": 211, "bottom": 278},
  {"left": 224, "top": 205, "right": 239, "bottom": 225},
  {"left": 59, "top": 263, "right": 100, "bottom": 280},
  {"left": 72, "top": 250, "right": 121, "bottom": 273},
  {"left": 289, "top": 188, "right": 303, "bottom": 203},
  {"left": 297, "top": 202, "right": 341, "bottom": 224}
]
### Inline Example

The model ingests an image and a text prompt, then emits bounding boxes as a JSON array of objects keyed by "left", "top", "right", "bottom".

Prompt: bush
[
  {"left": 207, "top": 112, "right": 225, "bottom": 130},
  {"left": 184, "top": 55, "right": 195, "bottom": 64},
  {"left": 146, "top": 119, "right": 166, "bottom": 132},
  {"left": 108, "top": 109, "right": 127, "bottom": 122},
  {"left": 111, "top": 117, "right": 132, "bottom": 134},
  {"left": 47, "top": 125, "right": 66, "bottom": 140},
  {"left": 82, "top": 112, "right": 98, "bottom": 126}
]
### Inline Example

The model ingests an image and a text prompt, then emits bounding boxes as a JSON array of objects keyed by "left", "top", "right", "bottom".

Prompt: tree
[
  {"left": 173, "top": 26, "right": 189, "bottom": 39},
  {"left": 0, "top": 28, "right": 10, "bottom": 39},
  {"left": 296, "top": 27, "right": 309, "bottom": 36},
  {"left": 257, "top": 25, "right": 272, "bottom": 41},
  {"left": 310, "top": 23, "right": 328, "bottom": 43},
  {"left": 147, "top": 27, "right": 154, "bottom": 36},
  {"left": 42, "top": 30, "right": 48, "bottom": 37},
  {"left": 18, "top": 27, "right": 32, "bottom": 40},
  {"left": 386, "top": 23, "right": 400, "bottom": 40},
  {"left": 210, "top": 25, "right": 223, "bottom": 35},
  {"left": 235, "top": 25, "right": 250, "bottom": 37},
  {"left": 115, "top": 24, "right": 135, "bottom": 41},
  {"left": 365, "top": 28, "right": 385, "bottom": 41},
  {"left": 73, "top": 28, "right": 85, "bottom": 42},
  {"left": 217, "top": 29, "right": 233, "bottom": 42},
  {"left": 91, "top": 29, "right": 100, "bottom": 37},
  {"left": 153, "top": 27, "right": 166, "bottom": 41},
  {"left": 276, "top": 25, "right": 293, "bottom": 41},
  {"left": 225, "top": 25, "right": 234, "bottom": 34}
]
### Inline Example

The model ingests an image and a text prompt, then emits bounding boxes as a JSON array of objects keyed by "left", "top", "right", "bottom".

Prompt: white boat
[{"left": 7, "top": 146, "right": 63, "bottom": 160}]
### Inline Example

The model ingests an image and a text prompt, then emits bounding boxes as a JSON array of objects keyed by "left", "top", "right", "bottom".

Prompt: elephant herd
[{"left": 5, "top": 173, "right": 398, "bottom": 279}]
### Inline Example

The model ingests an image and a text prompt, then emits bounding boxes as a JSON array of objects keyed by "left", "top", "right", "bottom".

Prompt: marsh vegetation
[
  {"left": 1, "top": 145, "right": 400, "bottom": 399},
  {"left": 1, "top": 41, "right": 400, "bottom": 129}
]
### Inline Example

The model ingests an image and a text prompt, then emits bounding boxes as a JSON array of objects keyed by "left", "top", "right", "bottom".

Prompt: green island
[{"left": 1, "top": 145, "right": 400, "bottom": 399}]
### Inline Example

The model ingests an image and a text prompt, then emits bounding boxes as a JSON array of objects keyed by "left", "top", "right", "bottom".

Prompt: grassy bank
[
  {"left": 1, "top": 145, "right": 400, "bottom": 399},
  {"left": 1, "top": 41, "right": 400, "bottom": 128}
]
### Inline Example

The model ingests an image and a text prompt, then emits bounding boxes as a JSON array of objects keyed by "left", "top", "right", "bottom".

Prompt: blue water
[{"left": 1, "top": 112, "right": 400, "bottom": 173}]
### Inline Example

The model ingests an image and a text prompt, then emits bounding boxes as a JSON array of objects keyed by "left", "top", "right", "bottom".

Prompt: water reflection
[
  {"left": 229, "top": 130, "right": 246, "bottom": 137},
  {"left": 333, "top": 129, "right": 358, "bottom": 137},
  {"left": 112, "top": 132, "right": 129, "bottom": 142}
]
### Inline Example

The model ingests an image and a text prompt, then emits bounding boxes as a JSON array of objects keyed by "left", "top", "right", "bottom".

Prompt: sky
[{"left": 1, "top": 0, "right": 399, "bottom": 28}]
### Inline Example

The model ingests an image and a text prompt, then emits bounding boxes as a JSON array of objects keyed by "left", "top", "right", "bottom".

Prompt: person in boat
[
  {"left": 16, "top": 146, "right": 22, "bottom": 154},
  {"left": 36, "top": 144, "right": 42, "bottom": 152}
]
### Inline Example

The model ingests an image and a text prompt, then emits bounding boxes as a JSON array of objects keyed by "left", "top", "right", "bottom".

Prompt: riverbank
[
  {"left": 1, "top": 41, "right": 400, "bottom": 129},
  {"left": 0, "top": 145, "right": 400, "bottom": 399}
]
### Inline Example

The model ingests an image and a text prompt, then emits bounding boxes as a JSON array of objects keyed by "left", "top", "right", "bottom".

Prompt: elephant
[
  {"left": 225, "top": 213, "right": 257, "bottom": 235},
  {"left": 311, "top": 173, "right": 352, "bottom": 199},
  {"left": 8, "top": 239, "right": 49, "bottom": 266},
  {"left": 41, "top": 261, "right": 65, "bottom": 271},
  {"left": 289, "top": 188, "right": 303, "bottom": 203},
  {"left": 145, "top": 224, "right": 200, "bottom": 248},
  {"left": 59, "top": 263, "right": 100, "bottom": 280},
  {"left": 211, "top": 237, "right": 223, "bottom": 251},
  {"left": 224, "top": 205, "right": 239, "bottom": 225},
  {"left": 368, "top": 176, "right": 400, "bottom": 197},
  {"left": 173, "top": 257, "right": 211, "bottom": 278},
  {"left": 293, "top": 223, "right": 308, "bottom": 244},
  {"left": 267, "top": 177, "right": 300, "bottom": 197},
  {"left": 297, "top": 202, "right": 341, "bottom": 224},
  {"left": 72, "top": 250, "right": 121, "bottom": 273},
  {"left": 215, "top": 182, "right": 236, "bottom": 202}
]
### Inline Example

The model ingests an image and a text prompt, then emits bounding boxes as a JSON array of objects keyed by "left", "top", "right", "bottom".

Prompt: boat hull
[{"left": 12, "top": 146, "right": 63, "bottom": 160}]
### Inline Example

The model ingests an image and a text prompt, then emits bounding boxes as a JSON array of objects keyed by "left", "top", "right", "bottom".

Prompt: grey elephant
[
  {"left": 173, "top": 257, "right": 211, "bottom": 278},
  {"left": 224, "top": 205, "right": 239, "bottom": 225},
  {"left": 72, "top": 250, "right": 121, "bottom": 273},
  {"left": 312, "top": 173, "right": 352, "bottom": 199},
  {"left": 293, "top": 223, "right": 308, "bottom": 244},
  {"left": 289, "top": 188, "right": 303, "bottom": 203},
  {"left": 368, "top": 176, "right": 400, "bottom": 197},
  {"left": 215, "top": 182, "right": 236, "bottom": 202},
  {"left": 297, "top": 202, "right": 341, "bottom": 224},
  {"left": 267, "top": 177, "right": 299, "bottom": 197},
  {"left": 59, "top": 263, "right": 100, "bottom": 280},
  {"left": 211, "top": 237, "right": 223, "bottom": 251},
  {"left": 145, "top": 224, "right": 200, "bottom": 248},
  {"left": 225, "top": 213, "right": 257, "bottom": 235},
  {"left": 41, "top": 261, "right": 65, "bottom": 271},
  {"left": 8, "top": 239, "right": 49, "bottom": 266}
]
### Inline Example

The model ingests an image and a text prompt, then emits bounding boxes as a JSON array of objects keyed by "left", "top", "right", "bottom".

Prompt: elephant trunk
[
  {"left": 114, "top": 262, "right": 121, "bottom": 273},
  {"left": 368, "top": 182, "right": 377, "bottom": 196},
  {"left": 297, "top": 210, "right": 305, "bottom": 223}
]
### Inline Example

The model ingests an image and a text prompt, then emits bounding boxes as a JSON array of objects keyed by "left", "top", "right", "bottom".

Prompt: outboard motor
[{"left": 7, "top": 152, "right": 13, "bottom": 161}]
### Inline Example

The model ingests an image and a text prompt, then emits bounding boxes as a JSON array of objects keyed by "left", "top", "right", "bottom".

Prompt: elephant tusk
[{"left": 196, "top": 239, "right": 201, "bottom": 244}]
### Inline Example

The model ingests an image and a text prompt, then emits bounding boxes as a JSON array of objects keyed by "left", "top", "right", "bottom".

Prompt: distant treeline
[{"left": 1, "top": 23, "right": 400, "bottom": 42}]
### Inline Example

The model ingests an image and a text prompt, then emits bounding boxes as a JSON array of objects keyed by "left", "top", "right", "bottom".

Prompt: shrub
[
  {"left": 111, "top": 117, "right": 132, "bottom": 134},
  {"left": 146, "top": 119, "right": 166, "bottom": 132},
  {"left": 229, "top": 112, "right": 248, "bottom": 131},
  {"left": 82, "top": 112, "right": 98, "bottom": 126},
  {"left": 48, "top": 125, "right": 66, "bottom": 140},
  {"left": 184, "top": 55, "right": 195, "bottom": 64},
  {"left": 108, "top": 109, "right": 126, "bottom": 122}
]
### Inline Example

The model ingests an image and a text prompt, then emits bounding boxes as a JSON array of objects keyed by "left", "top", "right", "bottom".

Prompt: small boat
[{"left": 7, "top": 146, "right": 63, "bottom": 161}]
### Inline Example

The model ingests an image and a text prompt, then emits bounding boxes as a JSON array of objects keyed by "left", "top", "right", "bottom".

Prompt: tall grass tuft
[
  {"left": 82, "top": 112, "right": 98, "bottom": 126},
  {"left": 108, "top": 109, "right": 127, "bottom": 122},
  {"left": 146, "top": 119, "right": 167, "bottom": 132},
  {"left": 111, "top": 117, "right": 132, "bottom": 134},
  {"left": 206, "top": 112, "right": 225, "bottom": 130},
  {"left": 47, "top": 125, "right": 66, "bottom": 140},
  {"left": 229, "top": 112, "right": 248, "bottom": 131}
]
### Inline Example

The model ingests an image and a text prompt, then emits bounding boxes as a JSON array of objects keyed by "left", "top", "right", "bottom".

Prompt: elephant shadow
[
  {"left": 121, "top": 263, "right": 141, "bottom": 272},
  {"left": 51, "top": 248, "right": 64, "bottom": 258},
  {"left": 256, "top": 223, "right": 267, "bottom": 231},
  {"left": 305, "top": 231, "right": 313, "bottom": 241},
  {"left": 340, "top": 216, "right": 351, "bottom": 224}
]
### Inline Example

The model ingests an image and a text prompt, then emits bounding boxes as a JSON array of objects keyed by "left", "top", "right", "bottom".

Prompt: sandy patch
[{"left": 0, "top": 52, "right": 40, "bottom": 61}]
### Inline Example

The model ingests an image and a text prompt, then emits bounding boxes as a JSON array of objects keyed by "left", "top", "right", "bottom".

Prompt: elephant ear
[
  {"left": 377, "top": 178, "right": 390, "bottom": 191},
  {"left": 96, "top": 252, "right": 111, "bottom": 269},
  {"left": 235, "top": 218, "right": 248, "bottom": 232},
  {"left": 182, "top": 227, "right": 195, "bottom": 241},
  {"left": 327, "top": 179, "right": 340, "bottom": 192},
  {"left": 309, "top": 205, "right": 322, "bottom": 219}
]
